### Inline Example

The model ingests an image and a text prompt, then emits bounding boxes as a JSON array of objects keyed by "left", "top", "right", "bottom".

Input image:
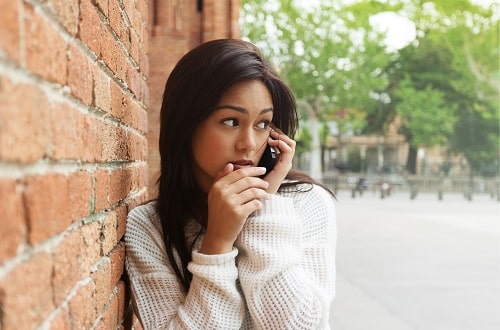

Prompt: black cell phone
[{"left": 258, "top": 145, "right": 277, "bottom": 177}]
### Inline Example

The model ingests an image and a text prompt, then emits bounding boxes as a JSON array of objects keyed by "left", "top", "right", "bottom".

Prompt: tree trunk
[
  {"left": 308, "top": 116, "right": 322, "bottom": 180},
  {"left": 406, "top": 145, "right": 418, "bottom": 174}
]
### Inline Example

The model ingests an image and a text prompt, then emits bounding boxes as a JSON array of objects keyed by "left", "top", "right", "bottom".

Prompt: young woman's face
[{"left": 192, "top": 80, "right": 274, "bottom": 193}]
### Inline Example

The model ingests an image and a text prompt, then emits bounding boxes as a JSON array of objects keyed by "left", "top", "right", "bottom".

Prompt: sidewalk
[{"left": 329, "top": 192, "right": 500, "bottom": 330}]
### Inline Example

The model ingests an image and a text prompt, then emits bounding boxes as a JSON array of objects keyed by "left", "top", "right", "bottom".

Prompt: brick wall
[{"left": 0, "top": 0, "right": 148, "bottom": 328}]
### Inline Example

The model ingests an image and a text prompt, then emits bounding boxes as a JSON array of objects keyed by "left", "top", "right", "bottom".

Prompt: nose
[{"left": 235, "top": 128, "right": 258, "bottom": 152}]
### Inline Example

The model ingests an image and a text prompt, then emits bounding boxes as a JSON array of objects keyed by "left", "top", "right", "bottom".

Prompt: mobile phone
[{"left": 258, "top": 145, "right": 277, "bottom": 177}]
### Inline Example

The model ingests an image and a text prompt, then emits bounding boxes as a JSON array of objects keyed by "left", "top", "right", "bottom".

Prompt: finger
[
  {"left": 225, "top": 174, "right": 270, "bottom": 196},
  {"left": 232, "top": 185, "right": 269, "bottom": 204},
  {"left": 214, "top": 163, "right": 234, "bottom": 182},
  {"left": 267, "top": 136, "right": 295, "bottom": 156},
  {"left": 221, "top": 166, "right": 267, "bottom": 184}
]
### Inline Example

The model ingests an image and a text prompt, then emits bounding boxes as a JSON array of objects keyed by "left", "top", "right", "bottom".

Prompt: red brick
[
  {"left": 92, "top": 257, "right": 111, "bottom": 313},
  {"left": 100, "top": 123, "right": 125, "bottom": 162},
  {"left": 115, "top": 204, "right": 128, "bottom": 242},
  {"left": 109, "top": 0, "right": 130, "bottom": 49},
  {"left": 116, "top": 49, "right": 132, "bottom": 86},
  {"left": 0, "top": 252, "right": 54, "bottom": 329},
  {"left": 109, "top": 168, "right": 131, "bottom": 205},
  {"left": 50, "top": 0, "right": 80, "bottom": 36},
  {"left": 94, "top": 0, "right": 109, "bottom": 17},
  {"left": 97, "top": 287, "right": 119, "bottom": 330},
  {"left": 128, "top": 69, "right": 146, "bottom": 104},
  {"left": 0, "top": 179, "right": 27, "bottom": 264},
  {"left": 50, "top": 102, "right": 101, "bottom": 162},
  {"left": 127, "top": 166, "right": 139, "bottom": 193},
  {"left": 69, "top": 279, "right": 97, "bottom": 329},
  {"left": 100, "top": 26, "right": 123, "bottom": 77},
  {"left": 50, "top": 102, "right": 79, "bottom": 160},
  {"left": 123, "top": 1, "right": 135, "bottom": 30},
  {"left": 51, "top": 221, "right": 100, "bottom": 304},
  {"left": 48, "top": 306, "right": 72, "bottom": 329},
  {"left": 52, "top": 230, "right": 82, "bottom": 305},
  {"left": 93, "top": 64, "right": 111, "bottom": 112},
  {"left": 23, "top": 173, "right": 74, "bottom": 244},
  {"left": 129, "top": 29, "right": 140, "bottom": 65},
  {"left": 94, "top": 169, "right": 111, "bottom": 212},
  {"left": 101, "top": 211, "right": 118, "bottom": 256},
  {"left": 109, "top": 242, "right": 125, "bottom": 286},
  {"left": 110, "top": 83, "right": 148, "bottom": 133},
  {"left": 127, "top": 131, "right": 147, "bottom": 161},
  {"left": 79, "top": 0, "right": 103, "bottom": 56},
  {"left": 80, "top": 114, "right": 101, "bottom": 162},
  {"left": 24, "top": 3, "right": 67, "bottom": 85},
  {"left": 116, "top": 280, "right": 127, "bottom": 325},
  {"left": 0, "top": 77, "right": 52, "bottom": 163},
  {"left": 67, "top": 43, "right": 93, "bottom": 105},
  {"left": 110, "top": 81, "right": 130, "bottom": 123},
  {"left": 24, "top": 171, "right": 90, "bottom": 244},
  {"left": 139, "top": 44, "right": 150, "bottom": 78},
  {"left": 137, "top": 104, "right": 149, "bottom": 133},
  {"left": 68, "top": 170, "right": 92, "bottom": 220},
  {"left": 0, "top": 1, "right": 20, "bottom": 62},
  {"left": 136, "top": 0, "right": 148, "bottom": 28},
  {"left": 79, "top": 221, "right": 102, "bottom": 273}
]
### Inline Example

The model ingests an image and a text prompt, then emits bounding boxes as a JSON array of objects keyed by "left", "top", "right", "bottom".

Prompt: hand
[
  {"left": 262, "top": 126, "right": 296, "bottom": 194},
  {"left": 200, "top": 164, "right": 270, "bottom": 254}
]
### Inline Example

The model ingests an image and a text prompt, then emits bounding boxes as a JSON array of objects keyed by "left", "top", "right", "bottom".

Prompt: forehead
[{"left": 217, "top": 80, "right": 273, "bottom": 107}]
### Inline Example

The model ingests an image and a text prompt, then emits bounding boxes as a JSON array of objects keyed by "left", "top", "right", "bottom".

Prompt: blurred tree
[
  {"left": 241, "top": 0, "right": 392, "bottom": 179},
  {"left": 240, "top": 0, "right": 499, "bottom": 176},
  {"left": 382, "top": 1, "right": 499, "bottom": 174}
]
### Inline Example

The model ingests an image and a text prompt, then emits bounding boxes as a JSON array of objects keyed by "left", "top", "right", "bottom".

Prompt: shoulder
[
  {"left": 128, "top": 200, "right": 158, "bottom": 221},
  {"left": 280, "top": 183, "right": 336, "bottom": 221},
  {"left": 279, "top": 183, "right": 335, "bottom": 206},
  {"left": 126, "top": 201, "right": 163, "bottom": 242}
]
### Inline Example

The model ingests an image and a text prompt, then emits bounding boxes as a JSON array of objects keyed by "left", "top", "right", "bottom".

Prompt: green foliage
[
  {"left": 395, "top": 75, "right": 455, "bottom": 148},
  {"left": 241, "top": 0, "right": 390, "bottom": 137},
  {"left": 379, "top": 0, "right": 499, "bottom": 173},
  {"left": 241, "top": 0, "right": 499, "bottom": 175},
  {"left": 295, "top": 124, "right": 312, "bottom": 155}
]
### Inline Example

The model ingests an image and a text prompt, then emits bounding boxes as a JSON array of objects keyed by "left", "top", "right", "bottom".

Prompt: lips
[{"left": 231, "top": 160, "right": 254, "bottom": 171}]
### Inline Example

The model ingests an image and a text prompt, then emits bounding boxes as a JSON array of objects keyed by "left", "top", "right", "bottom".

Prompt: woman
[{"left": 125, "top": 39, "right": 337, "bottom": 329}]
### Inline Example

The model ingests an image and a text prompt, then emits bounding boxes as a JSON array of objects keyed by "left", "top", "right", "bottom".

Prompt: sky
[{"left": 369, "top": 0, "right": 498, "bottom": 51}]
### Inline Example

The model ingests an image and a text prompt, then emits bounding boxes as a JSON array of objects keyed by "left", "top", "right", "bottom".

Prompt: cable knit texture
[{"left": 125, "top": 184, "right": 337, "bottom": 329}]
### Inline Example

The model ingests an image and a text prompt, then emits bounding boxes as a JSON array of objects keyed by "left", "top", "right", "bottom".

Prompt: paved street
[{"left": 329, "top": 191, "right": 500, "bottom": 330}]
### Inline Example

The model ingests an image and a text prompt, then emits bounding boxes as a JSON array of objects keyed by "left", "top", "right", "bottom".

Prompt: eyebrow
[{"left": 214, "top": 105, "right": 273, "bottom": 115}]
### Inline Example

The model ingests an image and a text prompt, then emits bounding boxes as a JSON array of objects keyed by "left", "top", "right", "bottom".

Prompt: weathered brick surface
[
  {"left": 0, "top": 0, "right": 148, "bottom": 328},
  {"left": 0, "top": 0, "right": 239, "bottom": 328},
  {"left": 0, "top": 252, "right": 54, "bottom": 329},
  {"left": 0, "top": 77, "right": 52, "bottom": 163},
  {"left": 0, "top": 180, "right": 26, "bottom": 264},
  {"left": 0, "top": 1, "right": 20, "bottom": 62},
  {"left": 24, "top": 3, "right": 68, "bottom": 85}
]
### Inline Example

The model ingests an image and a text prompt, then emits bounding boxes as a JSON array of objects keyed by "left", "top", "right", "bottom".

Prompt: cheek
[{"left": 192, "top": 128, "right": 230, "bottom": 172}]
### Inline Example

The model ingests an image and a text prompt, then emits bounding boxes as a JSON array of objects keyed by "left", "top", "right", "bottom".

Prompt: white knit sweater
[{"left": 125, "top": 184, "right": 337, "bottom": 329}]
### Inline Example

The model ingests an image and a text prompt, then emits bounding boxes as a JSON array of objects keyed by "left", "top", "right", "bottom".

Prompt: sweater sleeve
[
  {"left": 124, "top": 203, "right": 245, "bottom": 329},
  {"left": 235, "top": 184, "right": 337, "bottom": 329}
]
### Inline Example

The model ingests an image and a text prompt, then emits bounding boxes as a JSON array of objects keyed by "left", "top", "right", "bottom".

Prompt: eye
[
  {"left": 222, "top": 118, "right": 239, "bottom": 127},
  {"left": 255, "top": 120, "right": 271, "bottom": 130}
]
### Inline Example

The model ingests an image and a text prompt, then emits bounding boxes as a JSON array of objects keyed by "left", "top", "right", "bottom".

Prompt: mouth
[{"left": 231, "top": 160, "right": 254, "bottom": 171}]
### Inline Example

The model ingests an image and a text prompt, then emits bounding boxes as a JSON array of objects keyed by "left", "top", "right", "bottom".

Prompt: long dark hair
[{"left": 157, "top": 39, "right": 321, "bottom": 292}]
